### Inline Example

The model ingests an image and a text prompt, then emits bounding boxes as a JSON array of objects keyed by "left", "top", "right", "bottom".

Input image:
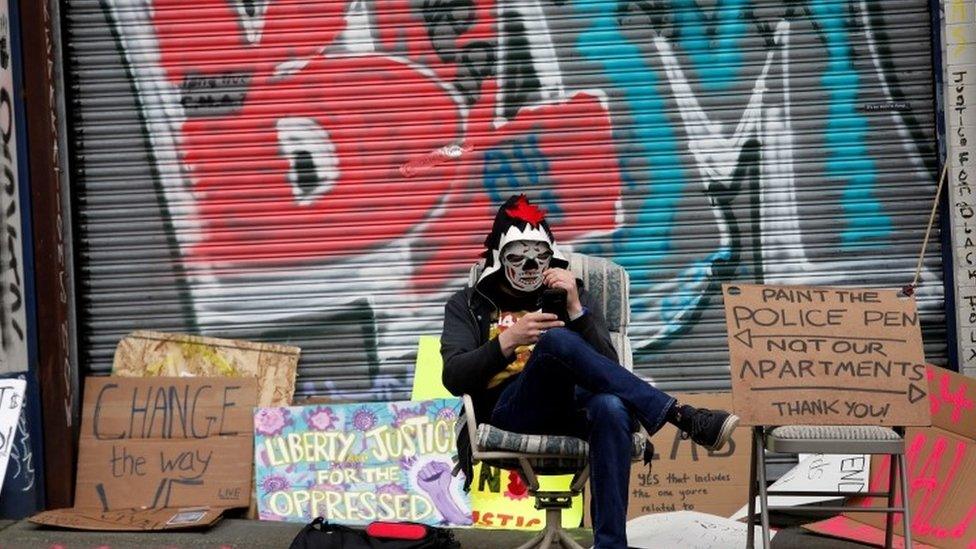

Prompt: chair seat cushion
[
  {"left": 476, "top": 423, "right": 645, "bottom": 460},
  {"left": 766, "top": 425, "right": 904, "bottom": 454}
]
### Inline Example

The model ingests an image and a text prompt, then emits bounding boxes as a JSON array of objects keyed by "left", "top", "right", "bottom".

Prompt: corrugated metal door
[{"left": 63, "top": 0, "right": 946, "bottom": 400}]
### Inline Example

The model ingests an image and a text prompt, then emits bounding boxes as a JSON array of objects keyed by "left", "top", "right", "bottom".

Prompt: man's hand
[
  {"left": 498, "top": 312, "right": 564, "bottom": 357},
  {"left": 543, "top": 268, "right": 583, "bottom": 318}
]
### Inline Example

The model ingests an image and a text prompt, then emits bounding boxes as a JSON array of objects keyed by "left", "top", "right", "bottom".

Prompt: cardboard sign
[
  {"left": 584, "top": 393, "right": 750, "bottom": 524},
  {"left": 113, "top": 331, "right": 299, "bottom": 520},
  {"left": 27, "top": 507, "right": 226, "bottom": 532},
  {"left": 254, "top": 399, "right": 472, "bottom": 526},
  {"left": 410, "top": 335, "right": 583, "bottom": 530},
  {"left": 31, "top": 377, "right": 257, "bottom": 531},
  {"left": 806, "top": 365, "right": 976, "bottom": 548},
  {"left": 730, "top": 453, "right": 869, "bottom": 520},
  {"left": 113, "top": 330, "right": 300, "bottom": 407},
  {"left": 624, "top": 511, "right": 772, "bottom": 549},
  {"left": 0, "top": 379, "right": 26, "bottom": 496},
  {"left": 722, "top": 284, "right": 930, "bottom": 426}
]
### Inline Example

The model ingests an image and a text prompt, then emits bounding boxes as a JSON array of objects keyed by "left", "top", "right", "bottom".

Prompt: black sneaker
[{"left": 674, "top": 404, "right": 739, "bottom": 451}]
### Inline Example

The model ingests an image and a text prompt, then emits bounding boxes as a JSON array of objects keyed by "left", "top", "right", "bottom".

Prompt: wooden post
[{"left": 18, "top": 0, "right": 78, "bottom": 509}]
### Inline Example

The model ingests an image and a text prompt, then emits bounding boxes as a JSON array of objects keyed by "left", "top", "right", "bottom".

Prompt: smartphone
[{"left": 539, "top": 287, "right": 569, "bottom": 323}]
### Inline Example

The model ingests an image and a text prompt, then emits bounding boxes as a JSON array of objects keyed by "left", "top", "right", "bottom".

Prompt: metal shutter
[{"left": 63, "top": 0, "right": 945, "bottom": 400}]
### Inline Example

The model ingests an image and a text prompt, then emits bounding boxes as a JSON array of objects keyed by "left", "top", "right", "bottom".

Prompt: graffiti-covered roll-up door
[{"left": 63, "top": 0, "right": 946, "bottom": 400}]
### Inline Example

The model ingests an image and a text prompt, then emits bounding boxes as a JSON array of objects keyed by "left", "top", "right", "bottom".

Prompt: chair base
[{"left": 515, "top": 507, "right": 586, "bottom": 549}]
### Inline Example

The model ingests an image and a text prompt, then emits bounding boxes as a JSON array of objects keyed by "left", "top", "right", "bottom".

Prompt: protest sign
[
  {"left": 411, "top": 335, "right": 583, "bottom": 530},
  {"left": 113, "top": 331, "right": 299, "bottom": 520},
  {"left": 722, "top": 284, "right": 930, "bottom": 426},
  {"left": 31, "top": 377, "right": 257, "bottom": 530},
  {"left": 0, "top": 379, "right": 25, "bottom": 496},
  {"left": 624, "top": 511, "right": 771, "bottom": 549},
  {"left": 469, "top": 462, "right": 584, "bottom": 530},
  {"left": 113, "top": 330, "right": 300, "bottom": 407},
  {"left": 27, "top": 507, "right": 228, "bottom": 532},
  {"left": 730, "top": 453, "right": 869, "bottom": 520},
  {"left": 254, "top": 399, "right": 472, "bottom": 526},
  {"left": 806, "top": 365, "right": 976, "bottom": 548},
  {"left": 585, "top": 392, "right": 750, "bottom": 524}
]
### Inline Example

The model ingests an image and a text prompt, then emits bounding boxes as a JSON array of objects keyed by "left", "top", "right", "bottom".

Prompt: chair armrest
[{"left": 461, "top": 394, "right": 480, "bottom": 454}]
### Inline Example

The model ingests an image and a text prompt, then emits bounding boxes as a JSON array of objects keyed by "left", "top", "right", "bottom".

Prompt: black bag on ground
[{"left": 289, "top": 517, "right": 461, "bottom": 549}]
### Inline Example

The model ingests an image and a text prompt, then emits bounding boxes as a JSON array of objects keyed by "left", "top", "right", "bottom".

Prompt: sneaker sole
[{"left": 706, "top": 414, "right": 740, "bottom": 452}]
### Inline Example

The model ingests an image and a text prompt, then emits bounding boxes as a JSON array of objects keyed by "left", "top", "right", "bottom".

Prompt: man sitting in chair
[{"left": 440, "top": 194, "right": 740, "bottom": 548}]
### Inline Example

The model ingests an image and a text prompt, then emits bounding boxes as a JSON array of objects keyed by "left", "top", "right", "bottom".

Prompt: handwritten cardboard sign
[
  {"left": 26, "top": 507, "right": 228, "bottom": 532},
  {"left": 585, "top": 393, "right": 751, "bottom": 524},
  {"left": 722, "top": 284, "right": 930, "bottom": 426},
  {"left": 806, "top": 365, "right": 976, "bottom": 548},
  {"left": 255, "top": 399, "right": 472, "bottom": 526},
  {"left": 113, "top": 330, "right": 300, "bottom": 407},
  {"left": 731, "top": 453, "right": 869, "bottom": 520},
  {"left": 0, "top": 379, "right": 26, "bottom": 496},
  {"left": 31, "top": 377, "right": 257, "bottom": 531},
  {"left": 113, "top": 331, "right": 299, "bottom": 521},
  {"left": 625, "top": 511, "right": 771, "bottom": 548}
]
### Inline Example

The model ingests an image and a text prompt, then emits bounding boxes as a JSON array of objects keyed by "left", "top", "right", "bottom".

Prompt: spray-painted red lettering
[
  {"left": 148, "top": 0, "right": 622, "bottom": 273},
  {"left": 927, "top": 368, "right": 976, "bottom": 424},
  {"left": 862, "top": 433, "right": 976, "bottom": 544},
  {"left": 153, "top": 0, "right": 464, "bottom": 265}
]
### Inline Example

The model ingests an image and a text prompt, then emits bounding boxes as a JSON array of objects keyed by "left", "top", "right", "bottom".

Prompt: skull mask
[{"left": 501, "top": 240, "right": 553, "bottom": 292}]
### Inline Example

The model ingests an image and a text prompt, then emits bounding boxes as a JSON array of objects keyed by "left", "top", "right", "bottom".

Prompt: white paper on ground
[
  {"left": 611, "top": 510, "right": 774, "bottom": 549},
  {"left": 0, "top": 379, "right": 26, "bottom": 496},
  {"left": 730, "top": 453, "right": 870, "bottom": 521}
]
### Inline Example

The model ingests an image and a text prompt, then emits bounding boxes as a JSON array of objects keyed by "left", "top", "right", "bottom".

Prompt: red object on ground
[{"left": 366, "top": 521, "right": 428, "bottom": 540}]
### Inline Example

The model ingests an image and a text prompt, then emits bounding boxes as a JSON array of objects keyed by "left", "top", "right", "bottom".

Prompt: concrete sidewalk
[{"left": 0, "top": 518, "right": 875, "bottom": 549}]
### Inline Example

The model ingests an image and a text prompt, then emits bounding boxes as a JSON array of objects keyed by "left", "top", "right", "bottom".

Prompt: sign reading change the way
[{"left": 722, "top": 284, "right": 930, "bottom": 426}]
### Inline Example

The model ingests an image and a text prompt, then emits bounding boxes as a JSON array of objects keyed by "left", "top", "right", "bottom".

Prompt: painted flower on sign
[
  {"left": 262, "top": 475, "right": 290, "bottom": 493},
  {"left": 429, "top": 400, "right": 459, "bottom": 423},
  {"left": 306, "top": 406, "right": 339, "bottom": 431},
  {"left": 350, "top": 407, "right": 378, "bottom": 432},
  {"left": 255, "top": 407, "right": 292, "bottom": 436}
]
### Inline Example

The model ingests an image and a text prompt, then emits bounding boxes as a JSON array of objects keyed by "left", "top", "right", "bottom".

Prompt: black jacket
[{"left": 440, "top": 280, "right": 618, "bottom": 488}]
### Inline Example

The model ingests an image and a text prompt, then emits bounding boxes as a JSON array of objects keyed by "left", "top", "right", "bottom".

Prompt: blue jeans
[{"left": 490, "top": 328, "right": 676, "bottom": 549}]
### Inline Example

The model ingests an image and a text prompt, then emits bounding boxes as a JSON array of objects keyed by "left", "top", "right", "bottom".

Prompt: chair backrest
[{"left": 467, "top": 251, "right": 633, "bottom": 370}]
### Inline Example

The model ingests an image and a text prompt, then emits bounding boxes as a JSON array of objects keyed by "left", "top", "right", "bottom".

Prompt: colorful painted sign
[{"left": 254, "top": 399, "right": 471, "bottom": 526}]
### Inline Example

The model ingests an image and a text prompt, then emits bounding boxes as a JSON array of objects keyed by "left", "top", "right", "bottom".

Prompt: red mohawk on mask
[{"left": 505, "top": 194, "right": 546, "bottom": 226}]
